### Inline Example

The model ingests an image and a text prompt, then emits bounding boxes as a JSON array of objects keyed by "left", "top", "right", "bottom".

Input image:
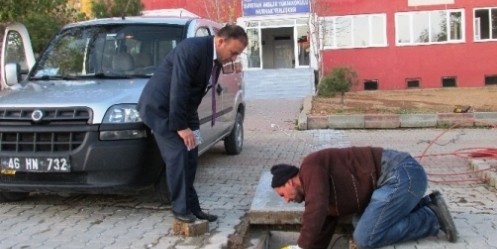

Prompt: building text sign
[
  {"left": 408, "top": 0, "right": 454, "bottom": 6},
  {"left": 243, "top": 0, "right": 310, "bottom": 16}
]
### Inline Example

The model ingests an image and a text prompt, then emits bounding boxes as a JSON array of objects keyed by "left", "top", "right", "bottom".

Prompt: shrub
[{"left": 317, "top": 67, "right": 358, "bottom": 104}]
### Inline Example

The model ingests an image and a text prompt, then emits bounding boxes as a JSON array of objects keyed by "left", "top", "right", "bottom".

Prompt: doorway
[{"left": 261, "top": 27, "right": 294, "bottom": 69}]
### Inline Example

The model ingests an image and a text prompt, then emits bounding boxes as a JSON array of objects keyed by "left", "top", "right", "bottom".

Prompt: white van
[{"left": 0, "top": 16, "right": 245, "bottom": 203}]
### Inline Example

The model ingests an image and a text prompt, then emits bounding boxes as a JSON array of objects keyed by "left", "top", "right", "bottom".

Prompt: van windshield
[{"left": 30, "top": 24, "right": 184, "bottom": 80}]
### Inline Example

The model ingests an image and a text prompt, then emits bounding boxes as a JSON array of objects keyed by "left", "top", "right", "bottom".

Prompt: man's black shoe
[
  {"left": 428, "top": 191, "right": 458, "bottom": 242},
  {"left": 193, "top": 210, "right": 217, "bottom": 222},
  {"left": 173, "top": 212, "right": 196, "bottom": 223}
]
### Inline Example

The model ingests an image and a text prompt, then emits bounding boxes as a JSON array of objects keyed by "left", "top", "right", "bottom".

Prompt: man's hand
[
  {"left": 281, "top": 246, "right": 302, "bottom": 249},
  {"left": 177, "top": 128, "right": 195, "bottom": 150}
]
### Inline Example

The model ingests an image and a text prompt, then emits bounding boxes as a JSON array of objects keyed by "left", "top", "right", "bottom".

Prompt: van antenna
[{"left": 122, "top": 0, "right": 131, "bottom": 20}]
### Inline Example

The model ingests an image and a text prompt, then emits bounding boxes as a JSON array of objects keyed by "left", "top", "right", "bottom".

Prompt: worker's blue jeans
[{"left": 353, "top": 155, "right": 440, "bottom": 248}]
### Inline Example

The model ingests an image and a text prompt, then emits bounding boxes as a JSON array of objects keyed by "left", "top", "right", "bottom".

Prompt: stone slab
[
  {"left": 249, "top": 172, "right": 353, "bottom": 227},
  {"left": 364, "top": 114, "right": 400, "bottom": 129},
  {"left": 328, "top": 115, "right": 365, "bottom": 129},
  {"left": 436, "top": 113, "right": 475, "bottom": 127},
  {"left": 249, "top": 172, "right": 304, "bottom": 225},
  {"left": 400, "top": 114, "right": 437, "bottom": 128},
  {"left": 307, "top": 116, "right": 329, "bottom": 129},
  {"left": 474, "top": 112, "right": 497, "bottom": 127}
]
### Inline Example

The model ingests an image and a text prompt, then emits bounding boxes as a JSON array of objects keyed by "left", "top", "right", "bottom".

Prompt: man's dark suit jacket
[{"left": 138, "top": 36, "right": 215, "bottom": 136}]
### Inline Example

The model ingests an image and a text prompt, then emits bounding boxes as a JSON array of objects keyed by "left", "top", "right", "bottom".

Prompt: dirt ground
[{"left": 311, "top": 86, "right": 497, "bottom": 116}]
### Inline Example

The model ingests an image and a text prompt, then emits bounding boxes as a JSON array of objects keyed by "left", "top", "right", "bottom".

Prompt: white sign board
[{"left": 408, "top": 0, "right": 454, "bottom": 6}]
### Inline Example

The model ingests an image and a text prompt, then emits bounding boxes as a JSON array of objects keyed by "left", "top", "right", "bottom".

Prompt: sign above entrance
[
  {"left": 408, "top": 0, "right": 454, "bottom": 6},
  {"left": 243, "top": 0, "right": 310, "bottom": 16}
]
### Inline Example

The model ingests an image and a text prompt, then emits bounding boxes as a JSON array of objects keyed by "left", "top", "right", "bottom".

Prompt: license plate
[{"left": 0, "top": 157, "right": 71, "bottom": 173}]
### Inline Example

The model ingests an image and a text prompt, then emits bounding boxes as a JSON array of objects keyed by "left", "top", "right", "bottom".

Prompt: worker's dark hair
[{"left": 217, "top": 24, "right": 248, "bottom": 46}]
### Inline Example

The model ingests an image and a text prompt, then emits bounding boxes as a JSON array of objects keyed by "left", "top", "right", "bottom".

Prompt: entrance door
[
  {"left": 274, "top": 40, "right": 294, "bottom": 68},
  {"left": 261, "top": 27, "right": 294, "bottom": 69}
]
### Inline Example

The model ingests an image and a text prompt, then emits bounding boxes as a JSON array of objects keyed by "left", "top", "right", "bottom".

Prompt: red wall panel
[{"left": 319, "top": 0, "right": 497, "bottom": 90}]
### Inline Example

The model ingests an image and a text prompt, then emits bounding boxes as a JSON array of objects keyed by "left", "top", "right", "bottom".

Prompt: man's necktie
[{"left": 211, "top": 62, "right": 221, "bottom": 126}]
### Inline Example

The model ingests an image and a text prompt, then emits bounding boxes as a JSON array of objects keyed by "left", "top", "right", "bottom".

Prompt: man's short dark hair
[
  {"left": 217, "top": 24, "right": 248, "bottom": 46},
  {"left": 270, "top": 164, "right": 299, "bottom": 188}
]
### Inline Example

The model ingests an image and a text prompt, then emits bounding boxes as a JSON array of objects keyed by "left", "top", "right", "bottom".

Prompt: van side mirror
[{"left": 5, "top": 63, "right": 21, "bottom": 86}]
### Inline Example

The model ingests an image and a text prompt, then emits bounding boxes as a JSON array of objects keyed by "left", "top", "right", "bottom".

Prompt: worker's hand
[
  {"left": 281, "top": 245, "right": 302, "bottom": 249},
  {"left": 177, "top": 128, "right": 195, "bottom": 150}
]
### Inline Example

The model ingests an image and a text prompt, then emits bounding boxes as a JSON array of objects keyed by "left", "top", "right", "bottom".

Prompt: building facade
[{"left": 142, "top": 0, "right": 497, "bottom": 91}]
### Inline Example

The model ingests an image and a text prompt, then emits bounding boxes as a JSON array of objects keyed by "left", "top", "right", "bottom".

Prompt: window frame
[
  {"left": 473, "top": 7, "right": 497, "bottom": 42},
  {"left": 322, "top": 13, "right": 387, "bottom": 49},
  {"left": 395, "top": 8, "right": 465, "bottom": 46}
]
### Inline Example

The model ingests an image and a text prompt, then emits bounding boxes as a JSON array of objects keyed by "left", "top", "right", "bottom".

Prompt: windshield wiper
[
  {"left": 93, "top": 73, "right": 151, "bottom": 79},
  {"left": 127, "top": 74, "right": 152, "bottom": 78},
  {"left": 30, "top": 75, "right": 79, "bottom": 81}
]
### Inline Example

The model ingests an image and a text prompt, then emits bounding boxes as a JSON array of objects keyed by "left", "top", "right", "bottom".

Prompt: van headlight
[
  {"left": 100, "top": 104, "right": 147, "bottom": 140},
  {"left": 103, "top": 105, "right": 142, "bottom": 123}
]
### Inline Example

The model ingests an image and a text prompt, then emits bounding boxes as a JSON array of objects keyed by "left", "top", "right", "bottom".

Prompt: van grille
[
  {"left": 0, "top": 132, "right": 86, "bottom": 152},
  {"left": 0, "top": 107, "right": 91, "bottom": 152},
  {"left": 0, "top": 107, "right": 91, "bottom": 125}
]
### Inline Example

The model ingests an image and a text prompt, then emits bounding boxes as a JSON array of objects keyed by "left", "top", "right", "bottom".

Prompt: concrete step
[{"left": 244, "top": 68, "right": 315, "bottom": 100}]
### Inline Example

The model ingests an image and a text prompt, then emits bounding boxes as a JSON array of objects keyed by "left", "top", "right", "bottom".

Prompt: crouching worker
[{"left": 271, "top": 146, "right": 458, "bottom": 249}]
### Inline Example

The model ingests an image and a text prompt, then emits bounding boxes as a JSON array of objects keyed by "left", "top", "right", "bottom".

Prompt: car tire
[
  {"left": 0, "top": 192, "right": 29, "bottom": 202},
  {"left": 224, "top": 112, "right": 243, "bottom": 155},
  {"left": 154, "top": 170, "right": 171, "bottom": 205}
]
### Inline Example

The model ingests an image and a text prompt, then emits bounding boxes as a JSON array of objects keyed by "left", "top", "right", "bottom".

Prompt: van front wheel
[{"left": 224, "top": 112, "right": 243, "bottom": 155}]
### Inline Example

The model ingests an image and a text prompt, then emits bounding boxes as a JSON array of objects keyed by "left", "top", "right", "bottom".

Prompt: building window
[
  {"left": 442, "top": 76, "right": 457, "bottom": 87},
  {"left": 395, "top": 9, "right": 464, "bottom": 45},
  {"left": 322, "top": 14, "right": 387, "bottom": 49},
  {"left": 485, "top": 75, "right": 497, "bottom": 85},
  {"left": 364, "top": 80, "right": 378, "bottom": 90},
  {"left": 474, "top": 8, "right": 497, "bottom": 41},
  {"left": 406, "top": 78, "right": 420, "bottom": 88}
]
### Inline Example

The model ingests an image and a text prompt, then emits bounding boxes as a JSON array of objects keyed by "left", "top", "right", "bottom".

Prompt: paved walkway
[{"left": 0, "top": 98, "right": 496, "bottom": 249}]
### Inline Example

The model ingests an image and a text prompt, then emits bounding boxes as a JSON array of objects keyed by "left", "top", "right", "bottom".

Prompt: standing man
[
  {"left": 138, "top": 24, "right": 248, "bottom": 223},
  {"left": 270, "top": 146, "right": 458, "bottom": 249}
]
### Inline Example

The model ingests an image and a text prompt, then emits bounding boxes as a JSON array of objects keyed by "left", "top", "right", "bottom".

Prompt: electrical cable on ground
[{"left": 416, "top": 119, "right": 497, "bottom": 184}]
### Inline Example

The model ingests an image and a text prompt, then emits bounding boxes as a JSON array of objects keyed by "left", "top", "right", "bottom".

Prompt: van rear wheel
[
  {"left": 224, "top": 112, "right": 243, "bottom": 155},
  {"left": 0, "top": 192, "right": 29, "bottom": 202}
]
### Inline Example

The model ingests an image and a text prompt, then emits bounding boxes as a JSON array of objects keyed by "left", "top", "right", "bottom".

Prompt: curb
[
  {"left": 298, "top": 99, "right": 497, "bottom": 130},
  {"left": 470, "top": 159, "right": 497, "bottom": 191}
]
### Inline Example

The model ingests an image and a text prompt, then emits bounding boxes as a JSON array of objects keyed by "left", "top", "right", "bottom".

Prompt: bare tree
[
  {"left": 309, "top": 0, "right": 330, "bottom": 86},
  {"left": 195, "top": 0, "right": 238, "bottom": 23}
]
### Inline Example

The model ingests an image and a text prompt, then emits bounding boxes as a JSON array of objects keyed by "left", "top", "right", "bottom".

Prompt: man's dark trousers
[{"left": 153, "top": 130, "right": 201, "bottom": 215}]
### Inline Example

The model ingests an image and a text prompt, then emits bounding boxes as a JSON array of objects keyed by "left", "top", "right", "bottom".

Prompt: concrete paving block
[
  {"left": 364, "top": 114, "right": 400, "bottom": 129},
  {"left": 474, "top": 112, "right": 497, "bottom": 127},
  {"left": 328, "top": 115, "right": 365, "bottom": 129},
  {"left": 400, "top": 114, "right": 437, "bottom": 128},
  {"left": 436, "top": 113, "right": 474, "bottom": 127},
  {"left": 172, "top": 219, "right": 209, "bottom": 236}
]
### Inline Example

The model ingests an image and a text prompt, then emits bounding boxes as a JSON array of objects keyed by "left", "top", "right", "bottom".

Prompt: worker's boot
[{"left": 427, "top": 190, "right": 458, "bottom": 242}]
